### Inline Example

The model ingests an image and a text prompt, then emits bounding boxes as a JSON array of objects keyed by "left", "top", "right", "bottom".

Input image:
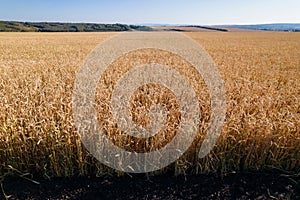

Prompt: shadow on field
[{"left": 2, "top": 171, "right": 299, "bottom": 200}]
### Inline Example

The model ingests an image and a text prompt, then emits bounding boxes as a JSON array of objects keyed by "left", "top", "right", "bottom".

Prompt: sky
[{"left": 0, "top": 0, "right": 299, "bottom": 25}]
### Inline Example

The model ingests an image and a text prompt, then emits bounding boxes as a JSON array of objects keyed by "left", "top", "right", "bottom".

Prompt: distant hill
[
  {"left": 222, "top": 23, "right": 300, "bottom": 32},
  {"left": 0, "top": 21, "right": 152, "bottom": 32},
  {"left": 184, "top": 25, "right": 228, "bottom": 32},
  {"left": 149, "top": 23, "right": 300, "bottom": 32},
  {"left": 151, "top": 25, "right": 229, "bottom": 32},
  {"left": 1, "top": 21, "right": 299, "bottom": 32},
  {"left": 0, "top": 21, "right": 38, "bottom": 32}
]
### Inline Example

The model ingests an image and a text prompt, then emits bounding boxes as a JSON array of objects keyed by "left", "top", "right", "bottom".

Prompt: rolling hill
[{"left": 0, "top": 21, "right": 152, "bottom": 32}]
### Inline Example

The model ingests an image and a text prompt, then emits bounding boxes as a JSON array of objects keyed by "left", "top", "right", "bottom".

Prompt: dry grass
[
  {"left": 186, "top": 32, "right": 300, "bottom": 173},
  {"left": 0, "top": 32, "right": 299, "bottom": 178},
  {"left": 95, "top": 48, "right": 210, "bottom": 155}
]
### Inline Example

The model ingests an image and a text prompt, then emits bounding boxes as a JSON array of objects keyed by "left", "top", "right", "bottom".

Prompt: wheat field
[{"left": 0, "top": 32, "right": 299, "bottom": 178}]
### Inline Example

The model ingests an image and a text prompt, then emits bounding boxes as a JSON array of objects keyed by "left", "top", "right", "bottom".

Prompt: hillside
[
  {"left": 2, "top": 21, "right": 299, "bottom": 32},
  {"left": 0, "top": 21, "right": 152, "bottom": 32},
  {"left": 0, "top": 21, "right": 38, "bottom": 32},
  {"left": 151, "top": 23, "right": 300, "bottom": 32},
  {"left": 223, "top": 23, "right": 300, "bottom": 32},
  {"left": 151, "top": 25, "right": 228, "bottom": 32}
]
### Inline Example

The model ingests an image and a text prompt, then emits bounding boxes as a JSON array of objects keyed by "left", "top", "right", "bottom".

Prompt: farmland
[{"left": 0, "top": 31, "right": 299, "bottom": 182}]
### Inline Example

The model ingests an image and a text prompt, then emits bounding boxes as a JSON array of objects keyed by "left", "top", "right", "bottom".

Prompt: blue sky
[{"left": 0, "top": 0, "right": 299, "bottom": 25}]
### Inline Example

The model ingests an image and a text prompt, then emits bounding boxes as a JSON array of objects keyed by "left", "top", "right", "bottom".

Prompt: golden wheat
[{"left": 0, "top": 32, "right": 299, "bottom": 178}]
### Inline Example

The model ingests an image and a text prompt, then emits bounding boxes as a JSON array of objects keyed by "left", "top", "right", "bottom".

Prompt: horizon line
[{"left": 1, "top": 19, "right": 299, "bottom": 26}]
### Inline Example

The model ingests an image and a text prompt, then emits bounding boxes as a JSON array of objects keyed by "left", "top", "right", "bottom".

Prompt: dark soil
[{"left": 2, "top": 171, "right": 299, "bottom": 200}]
